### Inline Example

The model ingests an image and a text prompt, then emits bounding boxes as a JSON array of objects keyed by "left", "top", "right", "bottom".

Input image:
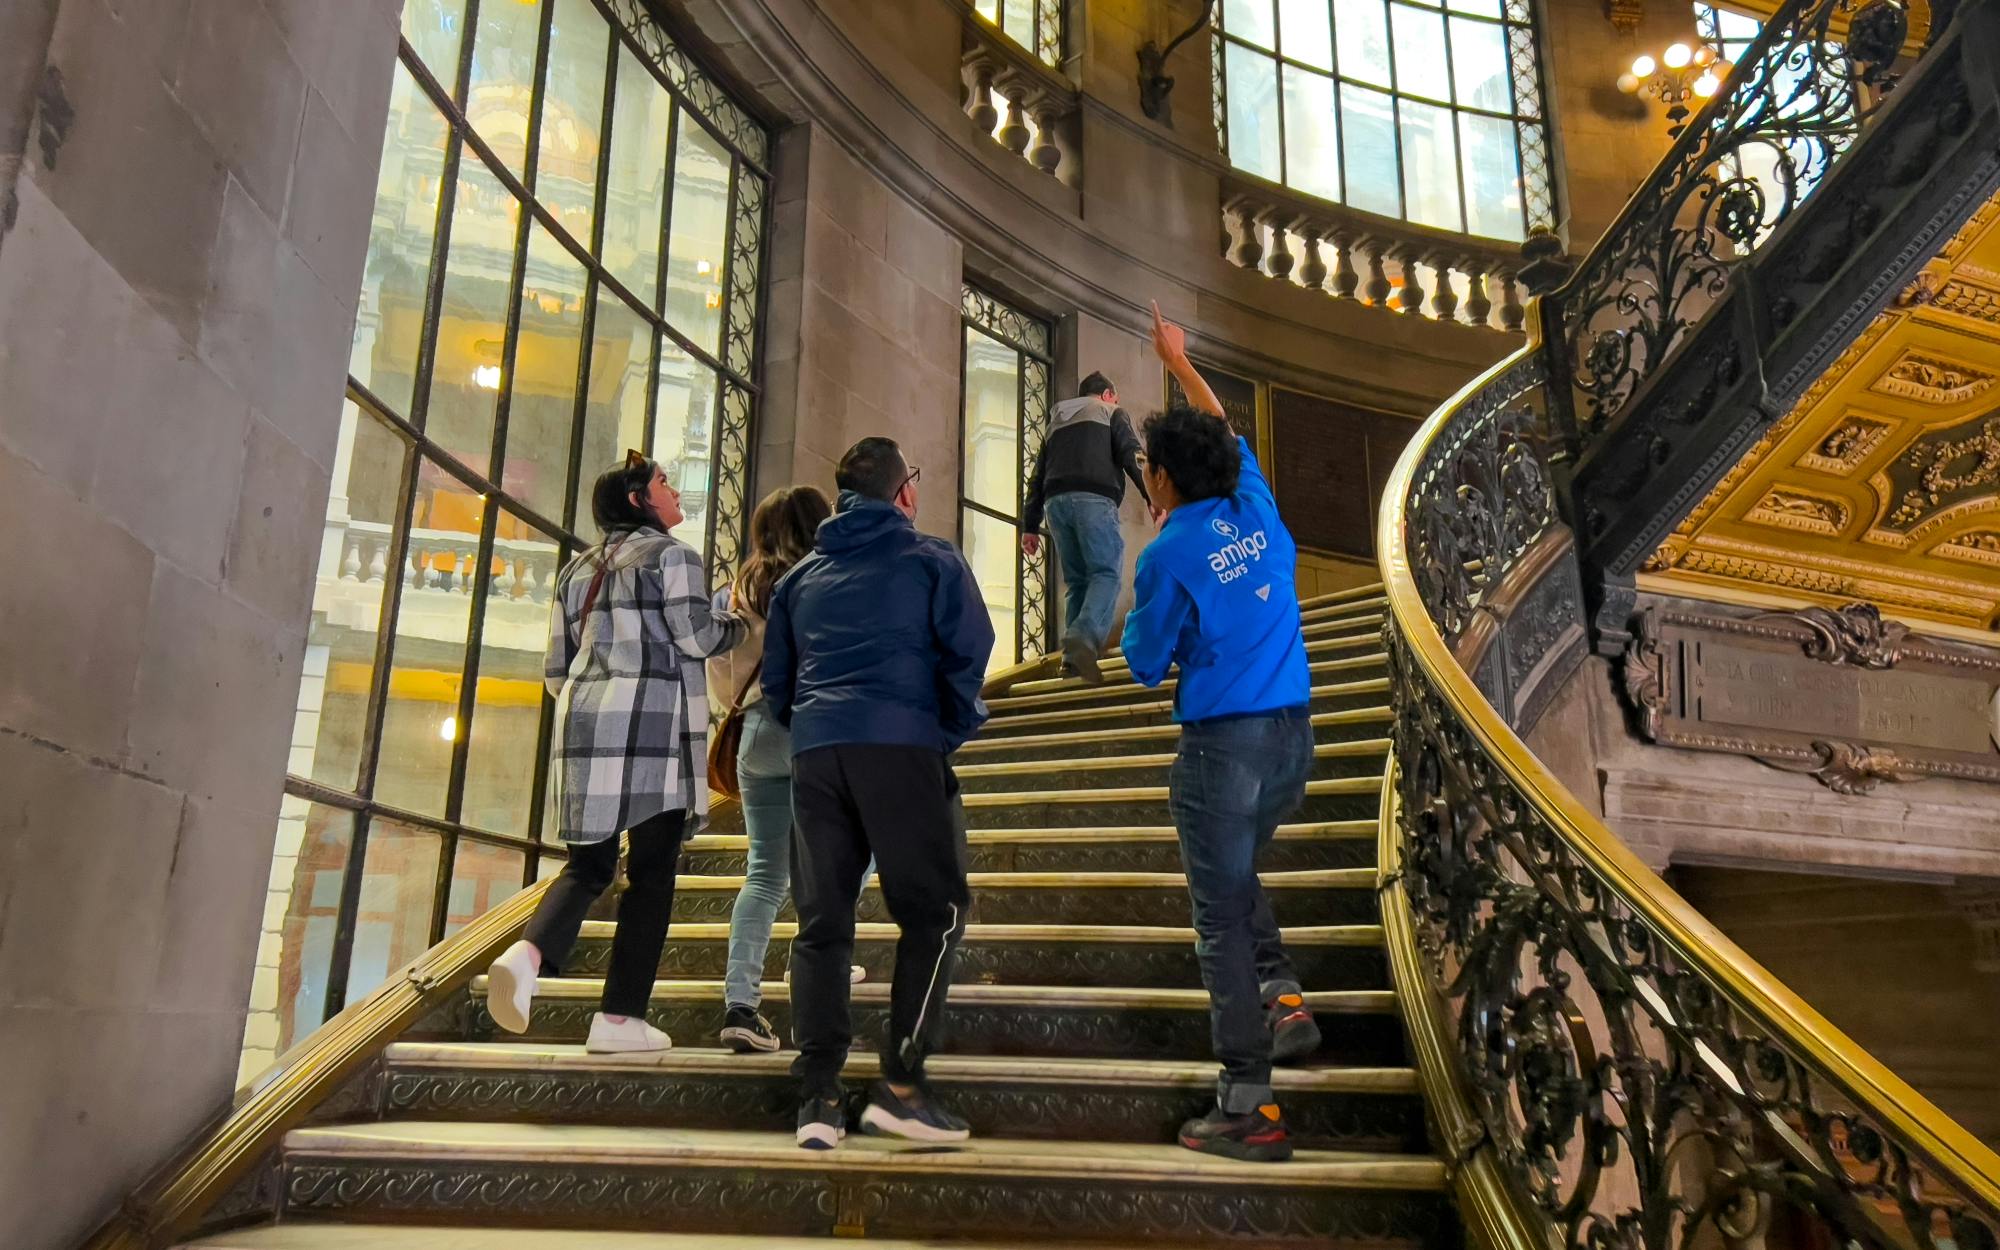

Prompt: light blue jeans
[
  {"left": 1046, "top": 491, "right": 1124, "bottom": 651},
  {"left": 725, "top": 702, "right": 874, "bottom": 1009}
]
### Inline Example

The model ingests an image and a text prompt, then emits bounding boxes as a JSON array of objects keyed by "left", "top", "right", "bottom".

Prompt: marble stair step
[
  {"left": 373, "top": 1045, "right": 1426, "bottom": 1149},
  {"left": 952, "top": 706, "right": 1395, "bottom": 762},
  {"left": 955, "top": 775, "right": 1384, "bottom": 829},
  {"left": 1009, "top": 630, "right": 1382, "bottom": 696},
  {"left": 1088, "top": 609, "right": 1385, "bottom": 667},
  {"left": 976, "top": 678, "right": 1391, "bottom": 734},
  {"left": 954, "top": 738, "right": 1390, "bottom": 792},
  {"left": 277, "top": 1122, "right": 1448, "bottom": 1242},
  {"left": 180, "top": 1226, "right": 1266, "bottom": 1250},
  {"left": 659, "top": 865, "right": 1380, "bottom": 926},
  {"left": 562, "top": 919, "right": 1387, "bottom": 989},
  {"left": 984, "top": 653, "right": 1386, "bottom": 715},
  {"left": 681, "top": 818, "right": 1378, "bottom": 875},
  {"left": 444, "top": 980, "right": 1406, "bottom": 1065}
]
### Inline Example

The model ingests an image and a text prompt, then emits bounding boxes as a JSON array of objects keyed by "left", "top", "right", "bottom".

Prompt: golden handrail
[{"left": 1374, "top": 321, "right": 2000, "bottom": 1245}]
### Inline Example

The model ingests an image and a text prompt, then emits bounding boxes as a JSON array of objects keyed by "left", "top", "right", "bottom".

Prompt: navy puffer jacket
[{"left": 762, "top": 492, "right": 996, "bottom": 755}]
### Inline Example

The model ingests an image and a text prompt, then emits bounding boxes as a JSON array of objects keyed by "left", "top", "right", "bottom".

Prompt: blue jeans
[
  {"left": 725, "top": 702, "right": 875, "bottom": 1009},
  {"left": 1169, "top": 707, "right": 1313, "bottom": 1112},
  {"left": 1045, "top": 492, "right": 1123, "bottom": 651}
]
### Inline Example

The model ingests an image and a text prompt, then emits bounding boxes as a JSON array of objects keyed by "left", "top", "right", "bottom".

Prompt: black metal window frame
[
  {"left": 285, "top": 0, "right": 773, "bottom": 1027},
  {"left": 972, "top": 0, "right": 1066, "bottom": 67},
  {"left": 1211, "top": 0, "right": 1556, "bottom": 240},
  {"left": 959, "top": 284, "right": 1056, "bottom": 667}
]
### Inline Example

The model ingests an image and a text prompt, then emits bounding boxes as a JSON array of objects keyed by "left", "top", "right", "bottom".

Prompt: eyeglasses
[{"left": 899, "top": 465, "right": 922, "bottom": 493}]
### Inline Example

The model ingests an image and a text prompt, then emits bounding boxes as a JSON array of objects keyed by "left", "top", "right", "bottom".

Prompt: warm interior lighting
[
  {"left": 696, "top": 259, "right": 712, "bottom": 276},
  {"left": 1693, "top": 71, "right": 1721, "bottom": 96},
  {"left": 1693, "top": 44, "right": 1716, "bottom": 66},
  {"left": 1631, "top": 53, "right": 1658, "bottom": 77},
  {"left": 439, "top": 715, "right": 459, "bottom": 742},
  {"left": 1664, "top": 42, "right": 1693, "bottom": 68},
  {"left": 1617, "top": 72, "right": 1642, "bottom": 94},
  {"left": 472, "top": 364, "right": 502, "bottom": 390}
]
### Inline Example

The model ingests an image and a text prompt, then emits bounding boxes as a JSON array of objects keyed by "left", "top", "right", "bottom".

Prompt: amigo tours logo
[{"left": 1207, "top": 517, "right": 1268, "bottom": 583}]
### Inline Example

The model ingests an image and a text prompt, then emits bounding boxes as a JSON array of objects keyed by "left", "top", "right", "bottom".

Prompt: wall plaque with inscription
[
  {"left": 1166, "top": 360, "right": 1261, "bottom": 448},
  {"left": 1622, "top": 603, "right": 2000, "bottom": 793}
]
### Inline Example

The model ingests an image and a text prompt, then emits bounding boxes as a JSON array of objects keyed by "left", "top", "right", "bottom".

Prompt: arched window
[{"left": 1213, "top": 0, "right": 1554, "bottom": 241}]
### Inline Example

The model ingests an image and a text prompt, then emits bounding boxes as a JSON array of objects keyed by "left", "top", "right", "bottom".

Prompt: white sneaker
[
  {"left": 585, "top": 1013, "right": 673, "bottom": 1054},
  {"left": 486, "top": 939, "right": 539, "bottom": 1034},
  {"left": 783, "top": 965, "right": 867, "bottom": 985}
]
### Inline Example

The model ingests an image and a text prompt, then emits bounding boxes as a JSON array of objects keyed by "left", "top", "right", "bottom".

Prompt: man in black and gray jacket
[{"left": 1021, "top": 372, "right": 1159, "bottom": 683}]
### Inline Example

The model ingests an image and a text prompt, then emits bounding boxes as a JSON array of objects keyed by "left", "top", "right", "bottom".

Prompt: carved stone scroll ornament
[
  {"left": 1756, "top": 739, "right": 1921, "bottom": 794},
  {"left": 1766, "top": 601, "right": 1910, "bottom": 667}
]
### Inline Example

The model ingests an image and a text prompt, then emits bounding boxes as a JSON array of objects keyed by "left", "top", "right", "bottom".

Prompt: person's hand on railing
[{"left": 1021, "top": 532, "right": 1041, "bottom": 557}]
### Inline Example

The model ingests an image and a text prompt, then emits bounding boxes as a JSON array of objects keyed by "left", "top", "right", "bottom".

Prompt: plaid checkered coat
[{"left": 544, "top": 528, "right": 747, "bottom": 844}]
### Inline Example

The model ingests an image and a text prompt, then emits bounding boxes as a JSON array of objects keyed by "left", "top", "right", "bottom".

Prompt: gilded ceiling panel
[{"left": 1645, "top": 192, "right": 2000, "bottom": 632}]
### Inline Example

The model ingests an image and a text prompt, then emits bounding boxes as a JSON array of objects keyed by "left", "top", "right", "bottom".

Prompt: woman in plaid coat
[{"left": 484, "top": 452, "right": 747, "bottom": 1054}]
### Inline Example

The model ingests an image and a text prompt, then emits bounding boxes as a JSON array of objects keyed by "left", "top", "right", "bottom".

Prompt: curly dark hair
[{"left": 1141, "top": 401, "right": 1240, "bottom": 502}]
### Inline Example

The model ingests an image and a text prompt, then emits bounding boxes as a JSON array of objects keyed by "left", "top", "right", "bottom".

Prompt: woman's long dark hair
[
  {"left": 589, "top": 453, "right": 664, "bottom": 537},
  {"left": 735, "top": 485, "right": 831, "bottom": 615}
]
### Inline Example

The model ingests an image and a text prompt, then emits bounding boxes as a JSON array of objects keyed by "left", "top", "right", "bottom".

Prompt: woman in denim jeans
[{"left": 708, "top": 486, "right": 867, "bottom": 1052}]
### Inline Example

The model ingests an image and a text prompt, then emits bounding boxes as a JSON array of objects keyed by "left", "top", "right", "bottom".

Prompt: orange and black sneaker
[
  {"left": 1268, "top": 992, "right": 1322, "bottom": 1063},
  {"left": 1179, "top": 1103, "right": 1294, "bottom": 1162}
]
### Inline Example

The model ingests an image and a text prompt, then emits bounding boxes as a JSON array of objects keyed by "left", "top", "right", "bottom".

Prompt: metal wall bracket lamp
[
  {"left": 1617, "top": 41, "right": 1727, "bottom": 137},
  {"left": 1138, "top": 0, "right": 1217, "bottom": 124}
]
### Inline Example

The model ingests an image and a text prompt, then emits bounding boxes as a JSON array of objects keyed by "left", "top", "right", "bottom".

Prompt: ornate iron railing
[
  {"left": 1378, "top": 0, "right": 2000, "bottom": 1244},
  {"left": 1555, "top": 0, "right": 1910, "bottom": 443}
]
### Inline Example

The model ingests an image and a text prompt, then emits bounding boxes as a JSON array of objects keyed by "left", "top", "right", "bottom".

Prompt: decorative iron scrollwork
[{"left": 1558, "top": 0, "right": 1892, "bottom": 437}]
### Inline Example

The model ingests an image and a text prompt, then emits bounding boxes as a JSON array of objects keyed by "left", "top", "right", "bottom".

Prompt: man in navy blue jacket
[
  {"left": 764, "top": 436, "right": 996, "bottom": 1150},
  {"left": 1121, "top": 303, "right": 1317, "bottom": 1162}
]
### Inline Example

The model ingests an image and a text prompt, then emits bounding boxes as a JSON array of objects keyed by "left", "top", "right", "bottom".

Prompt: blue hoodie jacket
[
  {"left": 1120, "top": 436, "right": 1309, "bottom": 721},
  {"left": 763, "top": 492, "right": 997, "bottom": 756}
]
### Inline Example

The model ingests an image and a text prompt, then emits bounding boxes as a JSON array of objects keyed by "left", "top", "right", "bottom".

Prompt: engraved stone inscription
[{"left": 1690, "top": 641, "right": 1992, "bottom": 753}]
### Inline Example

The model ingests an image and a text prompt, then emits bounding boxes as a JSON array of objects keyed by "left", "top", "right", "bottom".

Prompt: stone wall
[
  {"left": 0, "top": 1, "right": 398, "bottom": 1244},
  {"left": 1671, "top": 865, "right": 2000, "bottom": 1150}
]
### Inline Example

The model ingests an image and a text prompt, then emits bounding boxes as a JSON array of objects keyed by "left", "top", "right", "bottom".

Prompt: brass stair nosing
[
  {"left": 952, "top": 706, "right": 1394, "bottom": 755},
  {"left": 569, "top": 920, "right": 1387, "bottom": 945},
  {"left": 953, "top": 738, "right": 1392, "bottom": 778},
  {"left": 983, "top": 680, "right": 1392, "bottom": 730},
  {"left": 665, "top": 867, "right": 1377, "bottom": 890},
  {"left": 956, "top": 776, "right": 1385, "bottom": 805},
  {"left": 985, "top": 654, "right": 1389, "bottom": 712},
  {"left": 465, "top": 976, "right": 1401, "bottom": 1014},
  {"left": 379, "top": 1043, "right": 1420, "bottom": 1094}
]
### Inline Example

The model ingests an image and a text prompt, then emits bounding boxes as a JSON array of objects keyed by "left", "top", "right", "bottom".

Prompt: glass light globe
[
  {"left": 1664, "top": 42, "right": 1693, "bottom": 68},
  {"left": 1617, "top": 72, "right": 1641, "bottom": 93},
  {"left": 1693, "top": 70, "right": 1720, "bottom": 96},
  {"left": 1693, "top": 44, "right": 1716, "bottom": 65},
  {"left": 1631, "top": 54, "right": 1657, "bottom": 77}
]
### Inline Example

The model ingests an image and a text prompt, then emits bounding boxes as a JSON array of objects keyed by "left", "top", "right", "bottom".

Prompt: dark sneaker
[
  {"left": 1179, "top": 1103, "right": 1293, "bottom": 1162},
  {"left": 859, "top": 1080, "right": 972, "bottom": 1142},
  {"left": 1061, "top": 635, "right": 1104, "bottom": 685},
  {"left": 720, "top": 1005, "right": 781, "bottom": 1054},
  {"left": 1268, "top": 992, "right": 1321, "bottom": 1063},
  {"left": 796, "top": 1095, "right": 846, "bottom": 1150}
]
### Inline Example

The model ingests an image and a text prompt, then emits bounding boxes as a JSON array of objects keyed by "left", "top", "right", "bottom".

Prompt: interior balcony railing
[{"left": 1375, "top": 0, "right": 2000, "bottom": 1245}]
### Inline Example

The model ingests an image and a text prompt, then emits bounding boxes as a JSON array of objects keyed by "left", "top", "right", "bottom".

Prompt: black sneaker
[
  {"left": 1061, "top": 635, "right": 1104, "bottom": 685},
  {"left": 859, "top": 1080, "right": 972, "bottom": 1142},
  {"left": 796, "top": 1094, "right": 846, "bottom": 1150},
  {"left": 720, "top": 1005, "right": 780, "bottom": 1053},
  {"left": 1268, "top": 992, "right": 1321, "bottom": 1063},
  {"left": 1179, "top": 1103, "right": 1293, "bottom": 1162}
]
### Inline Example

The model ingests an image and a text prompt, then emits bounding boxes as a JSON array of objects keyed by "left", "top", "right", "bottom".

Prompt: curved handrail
[{"left": 1376, "top": 317, "right": 2000, "bottom": 1250}]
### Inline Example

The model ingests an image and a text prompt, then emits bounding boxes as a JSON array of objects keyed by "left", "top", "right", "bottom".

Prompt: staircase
[{"left": 176, "top": 584, "right": 1454, "bottom": 1250}]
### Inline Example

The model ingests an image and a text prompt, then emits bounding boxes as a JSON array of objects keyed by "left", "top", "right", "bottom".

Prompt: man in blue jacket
[
  {"left": 1122, "top": 303, "right": 1318, "bottom": 1162},
  {"left": 764, "top": 436, "right": 996, "bottom": 1150}
]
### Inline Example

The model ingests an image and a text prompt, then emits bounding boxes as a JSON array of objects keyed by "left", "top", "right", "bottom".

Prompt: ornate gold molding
[
  {"left": 1744, "top": 486, "right": 1850, "bottom": 535},
  {"left": 1868, "top": 349, "right": 1998, "bottom": 404}
]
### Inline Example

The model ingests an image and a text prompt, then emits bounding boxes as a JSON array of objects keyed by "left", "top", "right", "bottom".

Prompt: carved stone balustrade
[
  {"left": 1220, "top": 173, "right": 1540, "bottom": 334},
  {"left": 336, "top": 520, "right": 560, "bottom": 606},
  {"left": 959, "top": 8, "right": 1078, "bottom": 185}
]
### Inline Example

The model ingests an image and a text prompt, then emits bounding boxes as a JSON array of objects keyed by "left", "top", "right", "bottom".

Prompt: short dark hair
[
  {"left": 1079, "top": 371, "right": 1114, "bottom": 398},
  {"left": 1141, "top": 402, "right": 1240, "bottom": 502},
  {"left": 835, "top": 436, "right": 908, "bottom": 502},
  {"left": 591, "top": 455, "right": 663, "bottom": 533}
]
